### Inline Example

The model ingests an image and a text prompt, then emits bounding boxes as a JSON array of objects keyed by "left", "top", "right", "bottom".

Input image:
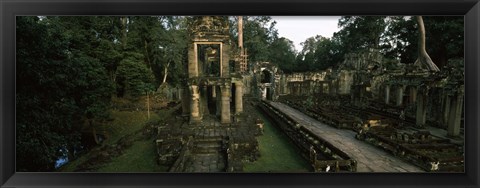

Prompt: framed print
[{"left": 1, "top": 0, "right": 479, "bottom": 187}]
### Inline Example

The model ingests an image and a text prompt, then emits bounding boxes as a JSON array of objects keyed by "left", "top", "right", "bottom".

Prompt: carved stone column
[
  {"left": 235, "top": 83, "right": 243, "bottom": 114},
  {"left": 188, "top": 43, "right": 198, "bottom": 78},
  {"left": 443, "top": 94, "right": 451, "bottom": 127},
  {"left": 201, "top": 85, "right": 208, "bottom": 115},
  {"left": 396, "top": 85, "right": 405, "bottom": 106},
  {"left": 328, "top": 81, "right": 334, "bottom": 95},
  {"left": 220, "top": 84, "right": 231, "bottom": 124},
  {"left": 416, "top": 92, "right": 427, "bottom": 127},
  {"left": 385, "top": 85, "right": 390, "bottom": 105},
  {"left": 212, "top": 85, "right": 216, "bottom": 98},
  {"left": 410, "top": 86, "right": 417, "bottom": 104},
  {"left": 190, "top": 85, "right": 201, "bottom": 122},
  {"left": 216, "top": 85, "right": 221, "bottom": 118},
  {"left": 182, "top": 86, "right": 190, "bottom": 116},
  {"left": 447, "top": 87, "right": 464, "bottom": 137}
]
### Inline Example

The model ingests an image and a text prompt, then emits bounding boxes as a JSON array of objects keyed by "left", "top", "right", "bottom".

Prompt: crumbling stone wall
[{"left": 249, "top": 62, "right": 281, "bottom": 100}]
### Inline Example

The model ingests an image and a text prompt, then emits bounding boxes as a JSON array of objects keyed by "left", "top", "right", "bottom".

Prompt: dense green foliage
[
  {"left": 16, "top": 16, "right": 187, "bottom": 171},
  {"left": 286, "top": 16, "right": 464, "bottom": 73},
  {"left": 268, "top": 37, "right": 297, "bottom": 73},
  {"left": 292, "top": 35, "right": 343, "bottom": 72},
  {"left": 382, "top": 16, "right": 464, "bottom": 68},
  {"left": 17, "top": 16, "right": 113, "bottom": 171},
  {"left": 115, "top": 53, "right": 155, "bottom": 98}
]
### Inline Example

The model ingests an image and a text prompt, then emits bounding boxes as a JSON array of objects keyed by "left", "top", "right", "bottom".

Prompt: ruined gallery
[{"left": 157, "top": 16, "right": 464, "bottom": 172}]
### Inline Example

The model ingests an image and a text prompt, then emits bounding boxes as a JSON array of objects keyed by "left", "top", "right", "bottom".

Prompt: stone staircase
[
  {"left": 193, "top": 136, "right": 223, "bottom": 154},
  {"left": 185, "top": 136, "right": 227, "bottom": 172}
]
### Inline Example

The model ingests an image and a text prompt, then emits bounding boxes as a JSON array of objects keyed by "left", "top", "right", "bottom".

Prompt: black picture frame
[{"left": 1, "top": 0, "right": 479, "bottom": 187}]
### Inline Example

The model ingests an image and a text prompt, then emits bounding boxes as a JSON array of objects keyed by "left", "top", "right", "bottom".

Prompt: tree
[
  {"left": 422, "top": 16, "right": 463, "bottom": 68},
  {"left": 268, "top": 37, "right": 296, "bottom": 73},
  {"left": 115, "top": 53, "right": 155, "bottom": 98},
  {"left": 381, "top": 16, "right": 417, "bottom": 64},
  {"left": 291, "top": 35, "right": 342, "bottom": 72},
  {"left": 243, "top": 16, "right": 278, "bottom": 64},
  {"left": 381, "top": 16, "right": 463, "bottom": 69},
  {"left": 124, "top": 16, "right": 188, "bottom": 88},
  {"left": 90, "top": 16, "right": 124, "bottom": 83},
  {"left": 16, "top": 16, "right": 113, "bottom": 171},
  {"left": 414, "top": 16, "right": 440, "bottom": 72},
  {"left": 337, "top": 16, "right": 387, "bottom": 52},
  {"left": 155, "top": 16, "right": 188, "bottom": 86},
  {"left": 313, "top": 37, "right": 338, "bottom": 70}
]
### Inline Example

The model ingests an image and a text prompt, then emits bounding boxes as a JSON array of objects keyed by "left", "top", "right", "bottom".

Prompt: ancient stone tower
[{"left": 183, "top": 16, "right": 244, "bottom": 124}]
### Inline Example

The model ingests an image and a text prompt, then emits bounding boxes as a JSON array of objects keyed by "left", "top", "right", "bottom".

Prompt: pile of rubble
[{"left": 356, "top": 125, "right": 464, "bottom": 172}]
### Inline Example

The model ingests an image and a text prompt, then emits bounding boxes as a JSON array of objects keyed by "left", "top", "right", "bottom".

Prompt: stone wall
[
  {"left": 336, "top": 70, "right": 354, "bottom": 95},
  {"left": 258, "top": 100, "right": 357, "bottom": 172},
  {"left": 285, "top": 71, "right": 328, "bottom": 82}
]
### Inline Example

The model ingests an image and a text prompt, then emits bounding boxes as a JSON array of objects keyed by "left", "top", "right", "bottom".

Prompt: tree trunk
[
  {"left": 147, "top": 92, "right": 150, "bottom": 119},
  {"left": 238, "top": 16, "right": 243, "bottom": 49},
  {"left": 162, "top": 62, "right": 171, "bottom": 84},
  {"left": 121, "top": 17, "right": 128, "bottom": 50},
  {"left": 144, "top": 40, "right": 152, "bottom": 70},
  {"left": 414, "top": 16, "right": 440, "bottom": 72}
]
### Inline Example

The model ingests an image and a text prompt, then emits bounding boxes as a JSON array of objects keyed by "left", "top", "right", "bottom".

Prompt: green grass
[
  {"left": 60, "top": 110, "right": 166, "bottom": 172},
  {"left": 243, "top": 109, "right": 311, "bottom": 172},
  {"left": 97, "top": 139, "right": 168, "bottom": 172},
  {"left": 104, "top": 110, "right": 158, "bottom": 145},
  {"left": 59, "top": 153, "right": 90, "bottom": 172}
]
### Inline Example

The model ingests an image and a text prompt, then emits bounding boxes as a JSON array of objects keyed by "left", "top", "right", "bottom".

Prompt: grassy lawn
[
  {"left": 60, "top": 109, "right": 168, "bottom": 172},
  {"left": 98, "top": 139, "right": 168, "bottom": 172},
  {"left": 59, "top": 153, "right": 90, "bottom": 172},
  {"left": 243, "top": 109, "right": 311, "bottom": 172},
  {"left": 104, "top": 110, "right": 156, "bottom": 145}
]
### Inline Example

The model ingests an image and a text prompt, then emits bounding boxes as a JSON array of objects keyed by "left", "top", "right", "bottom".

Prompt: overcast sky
[{"left": 271, "top": 16, "right": 341, "bottom": 52}]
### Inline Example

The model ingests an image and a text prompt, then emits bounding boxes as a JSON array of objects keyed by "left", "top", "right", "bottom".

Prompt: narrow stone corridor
[{"left": 269, "top": 101, "right": 424, "bottom": 172}]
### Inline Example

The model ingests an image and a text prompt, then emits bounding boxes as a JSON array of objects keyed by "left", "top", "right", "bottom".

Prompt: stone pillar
[
  {"left": 333, "top": 80, "right": 338, "bottom": 95},
  {"left": 201, "top": 85, "right": 208, "bottom": 115},
  {"left": 416, "top": 93, "right": 427, "bottom": 127},
  {"left": 182, "top": 87, "right": 190, "bottom": 115},
  {"left": 220, "top": 84, "right": 231, "bottom": 124},
  {"left": 447, "top": 93, "right": 463, "bottom": 137},
  {"left": 442, "top": 94, "right": 451, "bottom": 127},
  {"left": 222, "top": 44, "right": 230, "bottom": 77},
  {"left": 216, "top": 86, "right": 221, "bottom": 118},
  {"left": 235, "top": 83, "right": 243, "bottom": 114},
  {"left": 328, "top": 81, "right": 334, "bottom": 95},
  {"left": 190, "top": 85, "right": 201, "bottom": 122},
  {"left": 385, "top": 85, "right": 390, "bottom": 105},
  {"left": 188, "top": 43, "right": 198, "bottom": 78},
  {"left": 410, "top": 87, "right": 417, "bottom": 104},
  {"left": 396, "top": 85, "right": 405, "bottom": 106},
  {"left": 212, "top": 85, "right": 216, "bottom": 98},
  {"left": 293, "top": 83, "right": 297, "bottom": 95}
]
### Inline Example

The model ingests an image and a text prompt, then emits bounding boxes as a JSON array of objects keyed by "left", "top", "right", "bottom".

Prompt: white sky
[{"left": 271, "top": 16, "right": 341, "bottom": 52}]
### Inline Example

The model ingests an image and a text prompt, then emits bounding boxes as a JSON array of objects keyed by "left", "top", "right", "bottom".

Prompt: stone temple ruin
[
  {"left": 155, "top": 16, "right": 464, "bottom": 173},
  {"left": 275, "top": 49, "right": 465, "bottom": 172},
  {"left": 156, "top": 16, "right": 261, "bottom": 172},
  {"left": 182, "top": 16, "right": 243, "bottom": 124}
]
